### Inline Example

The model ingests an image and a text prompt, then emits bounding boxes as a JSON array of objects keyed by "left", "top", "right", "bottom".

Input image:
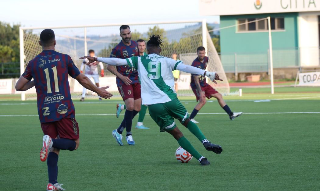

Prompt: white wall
[{"left": 298, "top": 12, "right": 320, "bottom": 66}]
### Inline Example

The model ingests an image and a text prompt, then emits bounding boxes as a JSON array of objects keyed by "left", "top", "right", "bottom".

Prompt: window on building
[
  {"left": 237, "top": 17, "right": 285, "bottom": 32},
  {"left": 238, "top": 19, "right": 247, "bottom": 31}
]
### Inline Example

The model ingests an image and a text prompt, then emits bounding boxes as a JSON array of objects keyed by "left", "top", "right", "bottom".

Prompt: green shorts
[{"left": 148, "top": 99, "right": 189, "bottom": 132}]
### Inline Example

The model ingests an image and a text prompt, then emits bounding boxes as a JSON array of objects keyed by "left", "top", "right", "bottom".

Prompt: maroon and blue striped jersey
[
  {"left": 190, "top": 56, "right": 209, "bottom": 89},
  {"left": 110, "top": 40, "right": 139, "bottom": 86},
  {"left": 22, "top": 50, "right": 80, "bottom": 123}
]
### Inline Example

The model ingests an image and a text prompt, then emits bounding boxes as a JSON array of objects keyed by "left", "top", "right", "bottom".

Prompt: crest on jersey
[
  {"left": 123, "top": 50, "right": 128, "bottom": 58},
  {"left": 128, "top": 90, "right": 132, "bottom": 95},
  {"left": 57, "top": 104, "right": 68, "bottom": 114}
]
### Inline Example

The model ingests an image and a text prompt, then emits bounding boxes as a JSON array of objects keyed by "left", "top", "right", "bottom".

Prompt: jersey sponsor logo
[
  {"left": 44, "top": 94, "right": 65, "bottom": 104},
  {"left": 48, "top": 58, "right": 60, "bottom": 64},
  {"left": 57, "top": 104, "right": 68, "bottom": 114}
]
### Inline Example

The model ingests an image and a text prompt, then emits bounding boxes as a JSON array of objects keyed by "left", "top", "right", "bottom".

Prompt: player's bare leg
[
  {"left": 212, "top": 93, "right": 242, "bottom": 120},
  {"left": 166, "top": 126, "right": 209, "bottom": 165}
]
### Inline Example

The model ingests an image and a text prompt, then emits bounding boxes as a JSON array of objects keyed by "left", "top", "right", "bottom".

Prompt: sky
[{"left": 0, "top": 0, "right": 219, "bottom": 28}]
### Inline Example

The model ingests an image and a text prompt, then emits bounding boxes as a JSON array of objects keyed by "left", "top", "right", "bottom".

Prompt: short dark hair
[
  {"left": 197, "top": 46, "right": 205, "bottom": 52},
  {"left": 88, "top": 49, "right": 94, "bottom": 54},
  {"left": 120, "top": 25, "right": 130, "bottom": 31},
  {"left": 40, "top": 29, "right": 55, "bottom": 47},
  {"left": 137, "top": 39, "right": 145, "bottom": 43},
  {"left": 147, "top": 35, "right": 162, "bottom": 48}
]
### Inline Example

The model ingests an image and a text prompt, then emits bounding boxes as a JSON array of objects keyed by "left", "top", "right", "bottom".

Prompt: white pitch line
[{"left": 0, "top": 112, "right": 319, "bottom": 117}]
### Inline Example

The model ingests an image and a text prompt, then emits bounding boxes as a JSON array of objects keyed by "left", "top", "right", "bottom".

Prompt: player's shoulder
[
  {"left": 192, "top": 58, "right": 200, "bottom": 65},
  {"left": 131, "top": 40, "right": 138, "bottom": 46}
]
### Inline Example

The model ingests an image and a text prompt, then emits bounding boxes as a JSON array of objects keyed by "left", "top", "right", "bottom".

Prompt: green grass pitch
[{"left": 0, "top": 87, "right": 319, "bottom": 191}]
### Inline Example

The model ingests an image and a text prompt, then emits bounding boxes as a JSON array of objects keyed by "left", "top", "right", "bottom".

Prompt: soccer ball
[{"left": 175, "top": 147, "right": 193, "bottom": 163}]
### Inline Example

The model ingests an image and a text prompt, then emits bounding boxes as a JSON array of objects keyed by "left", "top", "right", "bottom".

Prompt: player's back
[
  {"left": 23, "top": 50, "right": 80, "bottom": 123},
  {"left": 128, "top": 53, "right": 180, "bottom": 105}
]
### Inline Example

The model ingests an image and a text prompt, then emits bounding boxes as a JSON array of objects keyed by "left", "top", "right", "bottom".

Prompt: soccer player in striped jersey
[
  {"left": 80, "top": 49, "right": 104, "bottom": 101},
  {"left": 189, "top": 46, "right": 242, "bottom": 123},
  {"left": 107, "top": 25, "right": 141, "bottom": 146},
  {"left": 15, "top": 29, "right": 112, "bottom": 191},
  {"left": 81, "top": 35, "right": 223, "bottom": 165},
  {"left": 116, "top": 39, "right": 150, "bottom": 130}
]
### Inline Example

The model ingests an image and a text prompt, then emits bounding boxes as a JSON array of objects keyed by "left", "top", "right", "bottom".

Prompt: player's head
[
  {"left": 88, "top": 49, "right": 95, "bottom": 57},
  {"left": 137, "top": 39, "right": 146, "bottom": 53},
  {"left": 197, "top": 46, "right": 206, "bottom": 60},
  {"left": 39, "top": 29, "right": 56, "bottom": 48},
  {"left": 171, "top": 53, "right": 177, "bottom": 60},
  {"left": 120, "top": 25, "right": 131, "bottom": 44},
  {"left": 147, "top": 35, "right": 162, "bottom": 54}
]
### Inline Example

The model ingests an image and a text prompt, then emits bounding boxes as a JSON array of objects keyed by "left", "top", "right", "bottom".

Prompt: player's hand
[
  {"left": 80, "top": 56, "right": 95, "bottom": 63},
  {"left": 119, "top": 76, "right": 132, "bottom": 85},
  {"left": 97, "top": 86, "right": 113, "bottom": 99},
  {"left": 206, "top": 72, "right": 223, "bottom": 84}
]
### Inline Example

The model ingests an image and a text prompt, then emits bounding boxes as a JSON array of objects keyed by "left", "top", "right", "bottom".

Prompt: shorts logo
[
  {"left": 71, "top": 118, "right": 78, "bottom": 135},
  {"left": 128, "top": 90, "right": 132, "bottom": 95},
  {"left": 119, "top": 86, "right": 125, "bottom": 98},
  {"left": 57, "top": 104, "right": 68, "bottom": 114}
]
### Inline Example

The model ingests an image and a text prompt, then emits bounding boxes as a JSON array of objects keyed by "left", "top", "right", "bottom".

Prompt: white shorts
[{"left": 85, "top": 74, "right": 99, "bottom": 83}]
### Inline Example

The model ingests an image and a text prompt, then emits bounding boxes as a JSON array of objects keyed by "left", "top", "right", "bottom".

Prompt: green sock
[
  {"left": 177, "top": 136, "right": 202, "bottom": 160},
  {"left": 187, "top": 121, "right": 206, "bottom": 142},
  {"left": 138, "top": 105, "right": 147, "bottom": 122}
]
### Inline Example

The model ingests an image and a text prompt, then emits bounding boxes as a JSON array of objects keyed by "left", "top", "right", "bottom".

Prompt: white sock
[
  {"left": 121, "top": 105, "right": 125, "bottom": 110},
  {"left": 202, "top": 139, "right": 209, "bottom": 144},
  {"left": 198, "top": 156, "right": 205, "bottom": 162},
  {"left": 82, "top": 88, "right": 87, "bottom": 98},
  {"left": 137, "top": 122, "right": 143, "bottom": 127}
]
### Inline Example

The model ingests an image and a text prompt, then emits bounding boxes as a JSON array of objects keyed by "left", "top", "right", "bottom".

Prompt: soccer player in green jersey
[{"left": 81, "top": 35, "right": 223, "bottom": 165}]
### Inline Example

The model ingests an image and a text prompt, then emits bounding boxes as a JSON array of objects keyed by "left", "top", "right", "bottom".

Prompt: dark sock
[
  {"left": 132, "top": 110, "right": 139, "bottom": 119},
  {"left": 223, "top": 105, "right": 233, "bottom": 116},
  {"left": 117, "top": 120, "right": 125, "bottom": 134},
  {"left": 190, "top": 108, "right": 199, "bottom": 119},
  {"left": 52, "top": 139, "right": 76, "bottom": 151},
  {"left": 177, "top": 136, "right": 202, "bottom": 160},
  {"left": 138, "top": 105, "right": 147, "bottom": 122},
  {"left": 124, "top": 110, "right": 133, "bottom": 136},
  {"left": 47, "top": 152, "right": 58, "bottom": 184},
  {"left": 187, "top": 121, "right": 206, "bottom": 142}
]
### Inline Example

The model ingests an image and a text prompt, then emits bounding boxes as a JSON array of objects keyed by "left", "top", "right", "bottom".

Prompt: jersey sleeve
[
  {"left": 67, "top": 56, "right": 80, "bottom": 78},
  {"left": 168, "top": 58, "right": 183, "bottom": 71},
  {"left": 126, "top": 56, "right": 139, "bottom": 69},
  {"left": 21, "top": 62, "right": 33, "bottom": 81}
]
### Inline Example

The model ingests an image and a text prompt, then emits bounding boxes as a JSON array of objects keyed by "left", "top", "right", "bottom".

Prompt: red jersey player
[
  {"left": 189, "top": 46, "right": 242, "bottom": 123},
  {"left": 107, "top": 25, "right": 141, "bottom": 146},
  {"left": 15, "top": 29, "right": 112, "bottom": 191}
]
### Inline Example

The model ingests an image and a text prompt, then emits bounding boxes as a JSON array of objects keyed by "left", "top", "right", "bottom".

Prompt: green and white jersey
[{"left": 126, "top": 53, "right": 182, "bottom": 105}]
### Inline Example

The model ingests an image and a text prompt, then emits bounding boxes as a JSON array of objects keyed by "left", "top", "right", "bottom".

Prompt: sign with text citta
[{"left": 199, "top": 0, "right": 320, "bottom": 16}]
